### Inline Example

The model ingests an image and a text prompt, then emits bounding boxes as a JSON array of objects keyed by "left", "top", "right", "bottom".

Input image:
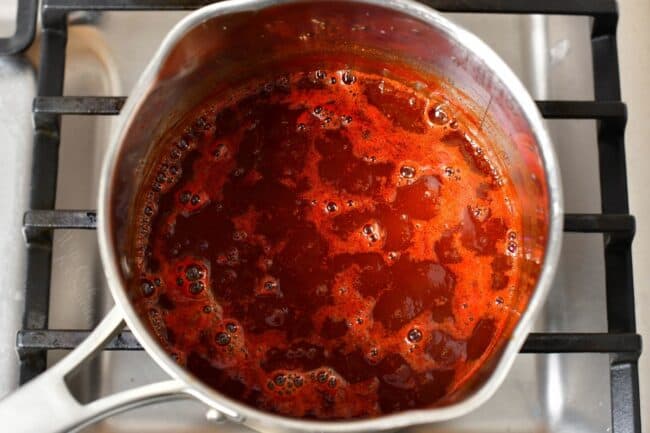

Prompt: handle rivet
[{"left": 205, "top": 408, "right": 226, "bottom": 424}]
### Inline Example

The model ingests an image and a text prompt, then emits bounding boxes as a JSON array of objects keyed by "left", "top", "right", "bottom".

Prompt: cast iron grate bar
[
  {"left": 536, "top": 100, "right": 626, "bottom": 120},
  {"left": 24, "top": 210, "right": 97, "bottom": 230},
  {"left": 18, "top": 6, "right": 68, "bottom": 385},
  {"left": 0, "top": 0, "right": 38, "bottom": 55},
  {"left": 23, "top": 210, "right": 96, "bottom": 243},
  {"left": 22, "top": 210, "right": 636, "bottom": 235},
  {"left": 15, "top": 329, "right": 641, "bottom": 355},
  {"left": 41, "top": 0, "right": 617, "bottom": 15},
  {"left": 587, "top": 0, "right": 640, "bottom": 429},
  {"left": 563, "top": 213, "right": 635, "bottom": 234},
  {"left": 33, "top": 96, "right": 627, "bottom": 120},
  {"left": 34, "top": 96, "right": 127, "bottom": 115}
]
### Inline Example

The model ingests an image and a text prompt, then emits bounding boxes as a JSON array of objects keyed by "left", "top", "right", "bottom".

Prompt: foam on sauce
[{"left": 129, "top": 69, "right": 522, "bottom": 419}]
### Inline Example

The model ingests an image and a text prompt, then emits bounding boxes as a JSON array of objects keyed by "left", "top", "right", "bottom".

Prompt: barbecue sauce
[{"left": 129, "top": 69, "right": 522, "bottom": 419}]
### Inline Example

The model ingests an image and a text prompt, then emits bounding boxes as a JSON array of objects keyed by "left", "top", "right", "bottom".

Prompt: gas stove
[{"left": 0, "top": 1, "right": 641, "bottom": 432}]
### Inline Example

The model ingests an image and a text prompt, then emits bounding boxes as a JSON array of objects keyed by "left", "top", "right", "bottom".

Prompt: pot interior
[{"left": 107, "top": 0, "right": 551, "bottom": 418}]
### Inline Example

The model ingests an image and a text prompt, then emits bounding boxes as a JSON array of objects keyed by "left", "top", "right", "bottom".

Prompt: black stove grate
[{"left": 1, "top": 1, "right": 641, "bottom": 432}]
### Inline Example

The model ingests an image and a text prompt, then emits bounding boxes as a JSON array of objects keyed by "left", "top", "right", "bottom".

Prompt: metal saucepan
[{"left": 0, "top": 0, "right": 563, "bottom": 431}]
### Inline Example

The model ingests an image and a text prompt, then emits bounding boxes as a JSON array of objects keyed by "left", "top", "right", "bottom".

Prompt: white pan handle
[{"left": 0, "top": 307, "right": 189, "bottom": 433}]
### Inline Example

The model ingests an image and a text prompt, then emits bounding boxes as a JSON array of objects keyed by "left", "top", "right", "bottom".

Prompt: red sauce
[{"left": 129, "top": 68, "right": 522, "bottom": 419}]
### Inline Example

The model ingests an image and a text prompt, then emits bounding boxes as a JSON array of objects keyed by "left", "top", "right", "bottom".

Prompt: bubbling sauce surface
[{"left": 130, "top": 69, "right": 522, "bottom": 419}]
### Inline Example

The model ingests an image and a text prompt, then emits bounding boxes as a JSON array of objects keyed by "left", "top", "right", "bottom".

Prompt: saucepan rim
[{"left": 97, "top": 0, "right": 563, "bottom": 430}]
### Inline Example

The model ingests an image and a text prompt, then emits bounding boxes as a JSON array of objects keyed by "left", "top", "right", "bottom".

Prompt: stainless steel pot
[{"left": 0, "top": 0, "right": 563, "bottom": 431}]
